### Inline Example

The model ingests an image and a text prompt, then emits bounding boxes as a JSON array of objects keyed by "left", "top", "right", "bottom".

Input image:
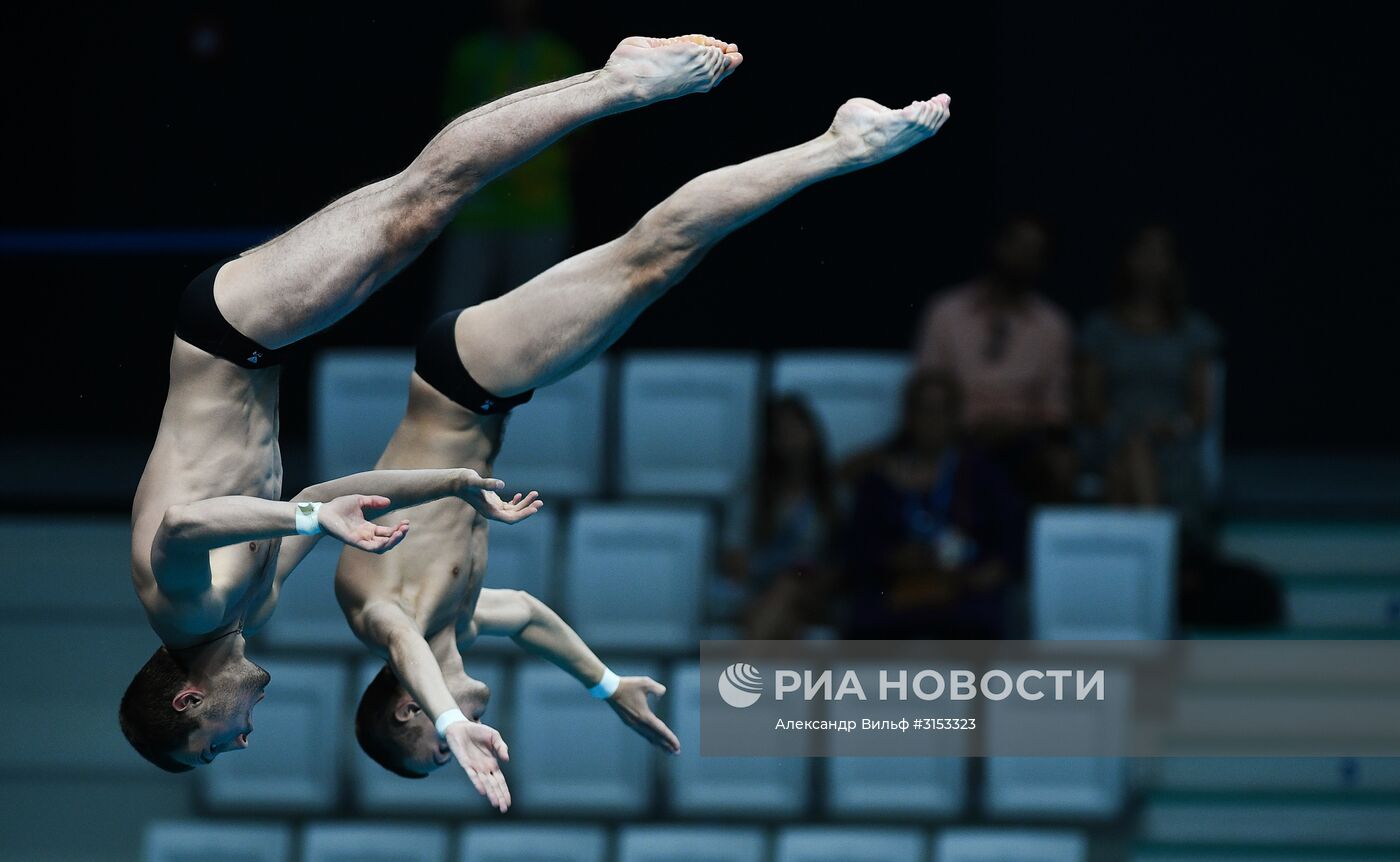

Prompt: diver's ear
[
  {"left": 172, "top": 687, "right": 204, "bottom": 712},
  {"left": 393, "top": 699, "right": 421, "bottom": 723}
]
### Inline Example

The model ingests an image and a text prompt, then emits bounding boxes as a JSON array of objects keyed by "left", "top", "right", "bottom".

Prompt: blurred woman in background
[
  {"left": 840, "top": 371, "right": 1026, "bottom": 639},
  {"left": 731, "top": 396, "right": 840, "bottom": 639},
  {"left": 1079, "top": 224, "right": 1223, "bottom": 541}
]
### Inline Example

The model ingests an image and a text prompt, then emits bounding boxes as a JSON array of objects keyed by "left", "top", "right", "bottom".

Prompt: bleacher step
[
  {"left": 1221, "top": 522, "right": 1400, "bottom": 578},
  {"left": 1134, "top": 843, "right": 1400, "bottom": 862},
  {"left": 1283, "top": 576, "right": 1400, "bottom": 630},
  {"left": 1141, "top": 792, "right": 1400, "bottom": 846},
  {"left": 1145, "top": 759, "right": 1400, "bottom": 793}
]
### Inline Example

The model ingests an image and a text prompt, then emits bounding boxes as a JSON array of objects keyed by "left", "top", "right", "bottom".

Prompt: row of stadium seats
[
  {"left": 313, "top": 350, "right": 911, "bottom": 494},
  {"left": 313, "top": 350, "right": 1227, "bottom": 505},
  {"left": 199, "top": 658, "right": 1127, "bottom": 818},
  {"left": 144, "top": 821, "right": 1090, "bottom": 862},
  {"left": 260, "top": 504, "right": 1180, "bottom": 653}
]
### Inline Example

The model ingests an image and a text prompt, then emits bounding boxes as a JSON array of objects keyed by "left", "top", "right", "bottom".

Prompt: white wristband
[
  {"left": 435, "top": 707, "right": 469, "bottom": 739},
  {"left": 588, "top": 668, "right": 620, "bottom": 699},
  {"left": 294, "top": 502, "right": 323, "bottom": 536}
]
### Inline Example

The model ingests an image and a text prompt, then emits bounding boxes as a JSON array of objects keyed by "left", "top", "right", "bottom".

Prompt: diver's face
[
  {"left": 400, "top": 677, "right": 492, "bottom": 775},
  {"left": 170, "top": 661, "right": 270, "bottom": 768}
]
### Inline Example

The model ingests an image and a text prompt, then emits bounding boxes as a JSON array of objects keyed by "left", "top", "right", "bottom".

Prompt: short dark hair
[
  {"left": 118, "top": 647, "right": 198, "bottom": 773},
  {"left": 355, "top": 665, "right": 428, "bottom": 779}
]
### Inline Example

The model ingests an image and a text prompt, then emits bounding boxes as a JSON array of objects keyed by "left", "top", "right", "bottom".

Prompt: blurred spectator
[
  {"left": 914, "top": 214, "right": 1077, "bottom": 501},
  {"left": 1079, "top": 224, "right": 1222, "bottom": 540},
  {"left": 726, "top": 397, "right": 839, "bottom": 639},
  {"left": 433, "top": 0, "right": 581, "bottom": 313},
  {"left": 840, "top": 371, "right": 1026, "bottom": 639}
]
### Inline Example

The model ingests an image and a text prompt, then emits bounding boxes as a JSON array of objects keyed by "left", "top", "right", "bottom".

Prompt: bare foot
[
  {"left": 603, "top": 34, "right": 743, "bottom": 105},
  {"left": 827, "top": 94, "right": 950, "bottom": 167}
]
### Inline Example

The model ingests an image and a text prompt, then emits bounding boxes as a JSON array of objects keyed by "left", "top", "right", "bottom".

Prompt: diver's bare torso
[
  {"left": 130, "top": 337, "right": 286, "bottom": 646},
  {"left": 336, "top": 372, "right": 504, "bottom": 654}
]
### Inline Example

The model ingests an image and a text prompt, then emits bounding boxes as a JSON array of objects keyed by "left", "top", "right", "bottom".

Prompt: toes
[
  {"left": 703, "top": 47, "right": 726, "bottom": 83},
  {"left": 905, "top": 99, "right": 941, "bottom": 129}
]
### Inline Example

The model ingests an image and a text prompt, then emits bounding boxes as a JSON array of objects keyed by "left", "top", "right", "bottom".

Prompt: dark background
[{"left": 3, "top": 2, "right": 1397, "bottom": 475}]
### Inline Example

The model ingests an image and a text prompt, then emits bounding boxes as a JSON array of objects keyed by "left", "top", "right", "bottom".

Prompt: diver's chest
[{"left": 209, "top": 539, "right": 279, "bottom": 604}]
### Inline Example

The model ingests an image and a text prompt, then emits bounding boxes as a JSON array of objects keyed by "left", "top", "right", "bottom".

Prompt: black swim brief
[
  {"left": 174, "top": 256, "right": 290, "bottom": 369},
  {"left": 415, "top": 309, "right": 534, "bottom": 415}
]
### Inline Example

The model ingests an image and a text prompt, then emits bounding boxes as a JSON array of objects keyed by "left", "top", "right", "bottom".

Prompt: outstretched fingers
[
  {"left": 360, "top": 520, "right": 409, "bottom": 553},
  {"left": 648, "top": 717, "right": 682, "bottom": 754},
  {"left": 466, "top": 765, "right": 511, "bottom": 813},
  {"left": 372, "top": 520, "right": 409, "bottom": 538},
  {"left": 498, "top": 491, "right": 543, "bottom": 522}
]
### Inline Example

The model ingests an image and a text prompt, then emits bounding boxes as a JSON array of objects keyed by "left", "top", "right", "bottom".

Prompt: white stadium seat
[
  {"left": 1030, "top": 508, "right": 1178, "bottom": 640},
  {"left": 770, "top": 351, "right": 909, "bottom": 460},
  {"left": 618, "top": 825, "right": 767, "bottom": 862},
  {"left": 508, "top": 661, "right": 658, "bottom": 815},
  {"left": 143, "top": 821, "right": 292, "bottom": 862},
  {"left": 774, "top": 827, "right": 926, "bottom": 862},
  {"left": 983, "top": 757, "right": 1126, "bottom": 819},
  {"left": 825, "top": 757, "right": 967, "bottom": 818},
  {"left": 0, "top": 516, "right": 132, "bottom": 615},
  {"left": 259, "top": 538, "right": 361, "bottom": 650},
  {"left": 492, "top": 358, "right": 609, "bottom": 496},
  {"left": 665, "top": 662, "right": 809, "bottom": 816},
  {"left": 302, "top": 823, "right": 449, "bottom": 862},
  {"left": 479, "top": 509, "right": 558, "bottom": 607},
  {"left": 618, "top": 352, "right": 761, "bottom": 496},
  {"left": 350, "top": 658, "right": 508, "bottom": 814},
  {"left": 3, "top": 617, "right": 162, "bottom": 774},
  {"left": 200, "top": 659, "right": 348, "bottom": 813},
  {"left": 561, "top": 503, "right": 710, "bottom": 651},
  {"left": 935, "top": 829, "right": 1087, "bottom": 862},
  {"left": 312, "top": 349, "right": 416, "bottom": 483},
  {"left": 459, "top": 824, "right": 607, "bottom": 862}
]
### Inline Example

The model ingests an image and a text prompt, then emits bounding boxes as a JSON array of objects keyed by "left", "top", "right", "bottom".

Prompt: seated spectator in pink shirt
[{"left": 914, "top": 214, "right": 1076, "bottom": 500}]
